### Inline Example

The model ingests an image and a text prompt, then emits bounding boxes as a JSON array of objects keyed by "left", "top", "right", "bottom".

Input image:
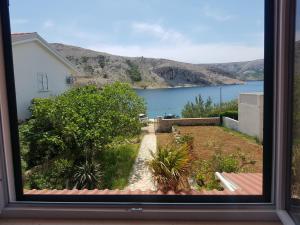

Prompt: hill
[{"left": 51, "top": 43, "right": 264, "bottom": 89}]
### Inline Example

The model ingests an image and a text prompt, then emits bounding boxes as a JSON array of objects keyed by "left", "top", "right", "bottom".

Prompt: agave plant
[
  {"left": 73, "top": 161, "right": 102, "bottom": 189},
  {"left": 148, "top": 144, "right": 190, "bottom": 192}
]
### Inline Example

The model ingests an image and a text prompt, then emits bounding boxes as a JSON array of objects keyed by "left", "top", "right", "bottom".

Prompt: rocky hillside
[{"left": 51, "top": 43, "right": 264, "bottom": 89}]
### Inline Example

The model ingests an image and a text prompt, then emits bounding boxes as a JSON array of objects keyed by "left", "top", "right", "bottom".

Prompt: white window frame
[{"left": 37, "top": 72, "right": 49, "bottom": 92}]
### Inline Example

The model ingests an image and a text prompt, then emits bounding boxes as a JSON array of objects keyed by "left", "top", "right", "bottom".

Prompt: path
[{"left": 126, "top": 123, "right": 157, "bottom": 191}]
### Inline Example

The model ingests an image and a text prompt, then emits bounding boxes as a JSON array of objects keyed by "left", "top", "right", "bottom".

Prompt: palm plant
[
  {"left": 148, "top": 144, "right": 190, "bottom": 192},
  {"left": 73, "top": 161, "right": 102, "bottom": 189}
]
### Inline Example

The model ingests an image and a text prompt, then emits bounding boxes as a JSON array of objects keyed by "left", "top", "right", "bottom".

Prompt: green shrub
[
  {"left": 148, "top": 144, "right": 190, "bottom": 192},
  {"left": 212, "top": 151, "right": 240, "bottom": 173},
  {"left": 182, "top": 95, "right": 238, "bottom": 118},
  {"left": 193, "top": 150, "right": 256, "bottom": 190},
  {"left": 73, "top": 161, "right": 102, "bottom": 189},
  {"left": 27, "top": 159, "right": 73, "bottom": 189},
  {"left": 21, "top": 82, "right": 146, "bottom": 189},
  {"left": 220, "top": 111, "right": 238, "bottom": 120},
  {"left": 194, "top": 159, "right": 223, "bottom": 191},
  {"left": 126, "top": 60, "right": 142, "bottom": 82},
  {"left": 176, "top": 134, "right": 194, "bottom": 151}
]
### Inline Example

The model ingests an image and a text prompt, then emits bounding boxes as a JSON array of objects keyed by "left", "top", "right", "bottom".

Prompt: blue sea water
[{"left": 135, "top": 81, "right": 263, "bottom": 118}]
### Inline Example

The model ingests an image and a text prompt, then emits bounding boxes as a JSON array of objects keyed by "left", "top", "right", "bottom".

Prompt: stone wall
[
  {"left": 155, "top": 117, "right": 220, "bottom": 133},
  {"left": 223, "top": 117, "right": 239, "bottom": 132}
]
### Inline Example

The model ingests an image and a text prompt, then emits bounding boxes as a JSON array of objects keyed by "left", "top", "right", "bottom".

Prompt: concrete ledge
[
  {"left": 223, "top": 117, "right": 239, "bottom": 132},
  {"left": 156, "top": 117, "right": 220, "bottom": 133}
]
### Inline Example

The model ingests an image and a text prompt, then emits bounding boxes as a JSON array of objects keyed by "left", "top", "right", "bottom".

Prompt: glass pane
[{"left": 9, "top": 0, "right": 266, "bottom": 200}]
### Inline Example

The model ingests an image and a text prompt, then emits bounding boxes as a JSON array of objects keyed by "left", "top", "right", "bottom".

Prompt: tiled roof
[{"left": 24, "top": 173, "right": 262, "bottom": 196}]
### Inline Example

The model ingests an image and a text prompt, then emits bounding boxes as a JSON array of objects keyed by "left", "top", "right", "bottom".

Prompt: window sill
[{"left": 0, "top": 202, "right": 280, "bottom": 221}]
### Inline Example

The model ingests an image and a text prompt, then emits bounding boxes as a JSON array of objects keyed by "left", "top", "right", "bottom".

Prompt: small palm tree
[
  {"left": 73, "top": 161, "right": 102, "bottom": 189},
  {"left": 148, "top": 144, "right": 190, "bottom": 192}
]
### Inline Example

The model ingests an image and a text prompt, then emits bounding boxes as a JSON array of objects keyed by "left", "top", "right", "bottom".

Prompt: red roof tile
[{"left": 24, "top": 173, "right": 262, "bottom": 196}]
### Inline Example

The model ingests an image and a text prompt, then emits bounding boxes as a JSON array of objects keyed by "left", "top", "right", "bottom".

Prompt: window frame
[
  {"left": 285, "top": 0, "right": 300, "bottom": 222},
  {"left": 0, "top": 0, "right": 274, "bottom": 204},
  {"left": 37, "top": 72, "right": 49, "bottom": 92}
]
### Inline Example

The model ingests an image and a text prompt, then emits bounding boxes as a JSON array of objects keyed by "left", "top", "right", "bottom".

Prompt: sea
[{"left": 135, "top": 81, "right": 263, "bottom": 118}]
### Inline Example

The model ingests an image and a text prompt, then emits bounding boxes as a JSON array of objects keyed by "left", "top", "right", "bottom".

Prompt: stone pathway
[{"left": 126, "top": 123, "right": 157, "bottom": 191}]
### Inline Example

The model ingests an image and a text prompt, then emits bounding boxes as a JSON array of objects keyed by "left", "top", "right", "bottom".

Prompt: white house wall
[
  {"left": 12, "top": 41, "right": 72, "bottom": 120},
  {"left": 238, "top": 93, "right": 264, "bottom": 142}
]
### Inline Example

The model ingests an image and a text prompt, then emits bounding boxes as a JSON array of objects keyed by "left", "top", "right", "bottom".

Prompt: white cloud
[
  {"left": 131, "top": 22, "right": 188, "bottom": 44},
  {"left": 87, "top": 42, "right": 263, "bottom": 64},
  {"left": 11, "top": 18, "right": 28, "bottom": 25},
  {"left": 43, "top": 20, "right": 54, "bottom": 28},
  {"left": 202, "top": 5, "right": 234, "bottom": 22},
  {"left": 87, "top": 22, "right": 262, "bottom": 63}
]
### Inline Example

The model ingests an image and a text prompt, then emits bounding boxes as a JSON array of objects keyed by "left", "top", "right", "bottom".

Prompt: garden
[
  {"left": 19, "top": 82, "right": 146, "bottom": 190},
  {"left": 154, "top": 126, "right": 262, "bottom": 192}
]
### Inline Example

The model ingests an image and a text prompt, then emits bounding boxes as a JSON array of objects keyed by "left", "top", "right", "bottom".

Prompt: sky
[{"left": 9, "top": 0, "right": 264, "bottom": 64}]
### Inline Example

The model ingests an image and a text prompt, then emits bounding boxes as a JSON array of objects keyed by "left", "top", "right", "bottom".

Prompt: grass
[
  {"left": 100, "top": 143, "right": 139, "bottom": 189},
  {"left": 220, "top": 126, "right": 261, "bottom": 144},
  {"left": 157, "top": 125, "right": 262, "bottom": 173}
]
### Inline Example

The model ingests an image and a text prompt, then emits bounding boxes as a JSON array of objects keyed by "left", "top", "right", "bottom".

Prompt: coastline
[{"left": 132, "top": 80, "right": 262, "bottom": 90}]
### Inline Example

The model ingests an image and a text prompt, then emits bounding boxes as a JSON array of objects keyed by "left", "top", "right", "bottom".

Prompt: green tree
[
  {"left": 21, "top": 82, "right": 146, "bottom": 189},
  {"left": 126, "top": 60, "right": 142, "bottom": 82},
  {"left": 181, "top": 94, "right": 237, "bottom": 118}
]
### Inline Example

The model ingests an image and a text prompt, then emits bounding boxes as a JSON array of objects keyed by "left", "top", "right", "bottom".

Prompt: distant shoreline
[{"left": 133, "top": 80, "right": 263, "bottom": 90}]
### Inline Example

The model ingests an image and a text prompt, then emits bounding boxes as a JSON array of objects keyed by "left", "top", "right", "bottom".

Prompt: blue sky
[{"left": 9, "top": 0, "right": 264, "bottom": 63}]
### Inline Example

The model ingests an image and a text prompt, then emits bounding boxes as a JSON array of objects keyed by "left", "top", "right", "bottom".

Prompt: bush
[
  {"left": 176, "top": 134, "right": 194, "bottom": 151},
  {"left": 73, "top": 161, "right": 102, "bottom": 189},
  {"left": 212, "top": 151, "right": 240, "bottom": 173},
  {"left": 193, "top": 150, "right": 256, "bottom": 190},
  {"left": 148, "top": 144, "right": 190, "bottom": 192},
  {"left": 21, "top": 82, "right": 146, "bottom": 189},
  {"left": 27, "top": 159, "right": 73, "bottom": 189},
  {"left": 220, "top": 111, "right": 238, "bottom": 120},
  {"left": 126, "top": 60, "right": 142, "bottom": 82},
  {"left": 182, "top": 94, "right": 238, "bottom": 118}
]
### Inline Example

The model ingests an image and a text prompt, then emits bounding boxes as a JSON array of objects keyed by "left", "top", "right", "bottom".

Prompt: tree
[
  {"left": 21, "top": 82, "right": 146, "bottom": 189},
  {"left": 181, "top": 94, "right": 237, "bottom": 118},
  {"left": 126, "top": 60, "right": 142, "bottom": 82}
]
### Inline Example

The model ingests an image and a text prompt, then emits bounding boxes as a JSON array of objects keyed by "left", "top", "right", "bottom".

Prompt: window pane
[{"left": 8, "top": 0, "right": 268, "bottom": 201}]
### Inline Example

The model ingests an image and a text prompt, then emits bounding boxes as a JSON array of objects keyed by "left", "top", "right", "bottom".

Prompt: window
[
  {"left": 37, "top": 72, "right": 48, "bottom": 91},
  {"left": 1, "top": 0, "right": 274, "bottom": 203},
  {"left": 66, "top": 76, "right": 74, "bottom": 85}
]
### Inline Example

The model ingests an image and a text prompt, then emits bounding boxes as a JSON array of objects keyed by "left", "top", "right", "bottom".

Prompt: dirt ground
[{"left": 156, "top": 126, "right": 263, "bottom": 173}]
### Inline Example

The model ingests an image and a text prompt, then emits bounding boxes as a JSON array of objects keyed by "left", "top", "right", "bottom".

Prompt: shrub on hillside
[{"left": 126, "top": 60, "right": 142, "bottom": 82}]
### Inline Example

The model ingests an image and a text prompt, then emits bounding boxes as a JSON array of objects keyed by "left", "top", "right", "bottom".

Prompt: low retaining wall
[
  {"left": 155, "top": 117, "right": 220, "bottom": 133},
  {"left": 223, "top": 116, "right": 239, "bottom": 132}
]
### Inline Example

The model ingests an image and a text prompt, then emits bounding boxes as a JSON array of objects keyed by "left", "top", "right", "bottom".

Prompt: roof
[
  {"left": 24, "top": 173, "right": 262, "bottom": 196},
  {"left": 11, "top": 32, "right": 80, "bottom": 76}
]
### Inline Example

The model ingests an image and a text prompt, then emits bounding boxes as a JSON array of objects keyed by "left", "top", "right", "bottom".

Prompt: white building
[
  {"left": 11, "top": 32, "right": 79, "bottom": 120},
  {"left": 238, "top": 92, "right": 264, "bottom": 142},
  {"left": 223, "top": 92, "right": 264, "bottom": 142}
]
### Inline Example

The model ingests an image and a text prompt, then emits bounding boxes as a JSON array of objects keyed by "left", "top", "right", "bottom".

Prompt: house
[{"left": 11, "top": 32, "right": 80, "bottom": 120}]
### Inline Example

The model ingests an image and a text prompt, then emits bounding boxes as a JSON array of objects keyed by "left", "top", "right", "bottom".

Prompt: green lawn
[{"left": 100, "top": 143, "right": 139, "bottom": 189}]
